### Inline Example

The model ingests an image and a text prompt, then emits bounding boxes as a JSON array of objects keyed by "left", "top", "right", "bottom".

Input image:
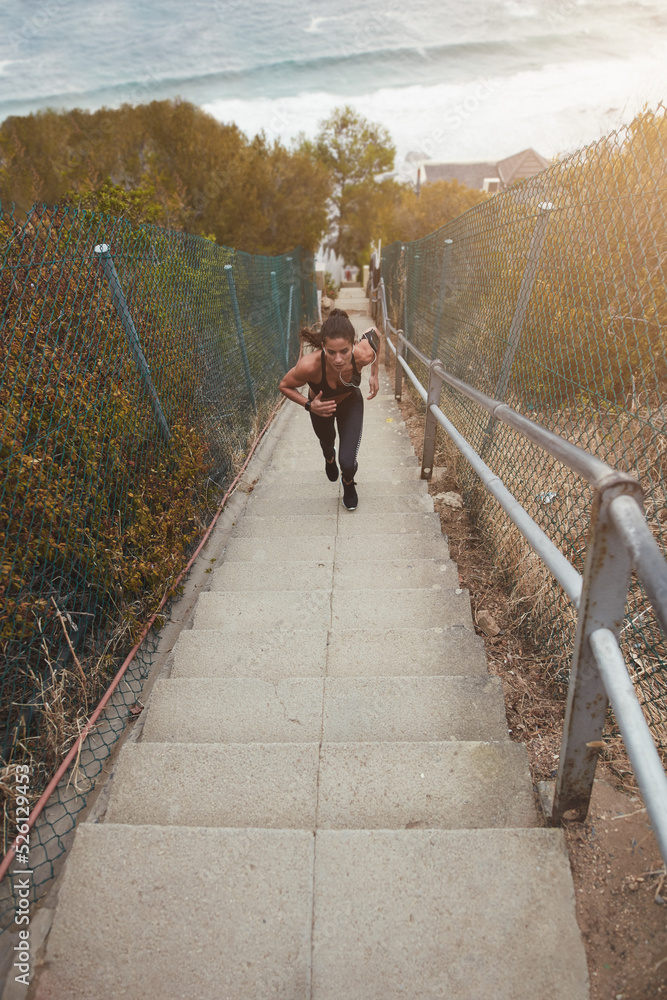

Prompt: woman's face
[{"left": 324, "top": 336, "right": 353, "bottom": 371}]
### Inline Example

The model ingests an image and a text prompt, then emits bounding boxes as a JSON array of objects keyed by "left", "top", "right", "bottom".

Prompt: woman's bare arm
[
  {"left": 279, "top": 356, "right": 337, "bottom": 416},
  {"left": 354, "top": 330, "right": 380, "bottom": 400}
]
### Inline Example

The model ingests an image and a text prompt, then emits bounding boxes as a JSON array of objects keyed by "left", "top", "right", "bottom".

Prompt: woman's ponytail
[{"left": 300, "top": 326, "right": 323, "bottom": 349}]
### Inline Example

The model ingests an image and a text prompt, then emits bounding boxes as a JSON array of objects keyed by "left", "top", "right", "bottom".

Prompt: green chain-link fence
[
  {"left": 0, "top": 202, "right": 316, "bottom": 922},
  {"left": 382, "top": 104, "right": 667, "bottom": 752}
]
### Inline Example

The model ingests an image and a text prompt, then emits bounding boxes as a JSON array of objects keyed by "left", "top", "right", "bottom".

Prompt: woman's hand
[
  {"left": 367, "top": 372, "right": 379, "bottom": 400},
  {"left": 310, "top": 391, "right": 337, "bottom": 416}
]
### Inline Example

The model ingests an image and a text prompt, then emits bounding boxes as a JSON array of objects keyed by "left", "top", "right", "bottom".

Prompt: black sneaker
[
  {"left": 325, "top": 448, "right": 339, "bottom": 482},
  {"left": 342, "top": 477, "right": 358, "bottom": 511}
]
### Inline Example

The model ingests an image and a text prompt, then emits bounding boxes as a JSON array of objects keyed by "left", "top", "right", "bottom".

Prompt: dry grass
[
  {"left": 1, "top": 394, "right": 284, "bottom": 839},
  {"left": 442, "top": 382, "right": 667, "bottom": 746}
]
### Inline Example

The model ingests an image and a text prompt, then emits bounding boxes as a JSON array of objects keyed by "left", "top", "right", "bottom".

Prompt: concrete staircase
[{"left": 35, "top": 306, "right": 589, "bottom": 999}]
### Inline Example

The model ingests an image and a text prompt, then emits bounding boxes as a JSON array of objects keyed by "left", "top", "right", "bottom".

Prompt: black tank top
[{"left": 307, "top": 349, "right": 360, "bottom": 400}]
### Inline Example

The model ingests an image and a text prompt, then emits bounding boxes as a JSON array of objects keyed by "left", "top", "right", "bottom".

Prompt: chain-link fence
[
  {"left": 0, "top": 202, "right": 316, "bottom": 920},
  {"left": 382, "top": 104, "right": 667, "bottom": 752}
]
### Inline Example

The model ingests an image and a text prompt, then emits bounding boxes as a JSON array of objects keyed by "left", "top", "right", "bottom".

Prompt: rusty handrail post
[
  {"left": 421, "top": 360, "right": 445, "bottom": 479},
  {"left": 551, "top": 474, "right": 643, "bottom": 822},
  {"left": 394, "top": 329, "right": 405, "bottom": 400}
]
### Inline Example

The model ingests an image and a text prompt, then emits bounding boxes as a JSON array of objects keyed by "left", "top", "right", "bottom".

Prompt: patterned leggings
[{"left": 309, "top": 388, "right": 364, "bottom": 481}]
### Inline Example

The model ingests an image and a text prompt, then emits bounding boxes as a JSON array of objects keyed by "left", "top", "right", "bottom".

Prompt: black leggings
[{"left": 309, "top": 388, "right": 363, "bottom": 481}]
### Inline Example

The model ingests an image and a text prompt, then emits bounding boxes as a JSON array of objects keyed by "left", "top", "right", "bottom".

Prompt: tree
[
  {"left": 208, "top": 134, "right": 331, "bottom": 255},
  {"left": 310, "top": 105, "right": 395, "bottom": 264},
  {"left": 0, "top": 100, "right": 331, "bottom": 254},
  {"left": 379, "top": 178, "right": 489, "bottom": 244}
]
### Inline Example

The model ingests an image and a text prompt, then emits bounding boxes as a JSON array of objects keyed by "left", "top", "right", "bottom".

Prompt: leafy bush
[{"left": 0, "top": 202, "right": 316, "bottom": 803}]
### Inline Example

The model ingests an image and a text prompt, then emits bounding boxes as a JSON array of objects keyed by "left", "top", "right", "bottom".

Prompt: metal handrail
[
  {"left": 370, "top": 270, "right": 667, "bottom": 865},
  {"left": 398, "top": 332, "right": 431, "bottom": 369},
  {"left": 427, "top": 395, "right": 583, "bottom": 608},
  {"left": 609, "top": 495, "right": 667, "bottom": 638}
]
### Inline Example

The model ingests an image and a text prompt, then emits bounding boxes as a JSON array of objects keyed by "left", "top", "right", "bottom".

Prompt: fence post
[
  {"left": 394, "top": 329, "right": 405, "bottom": 400},
  {"left": 369, "top": 251, "right": 377, "bottom": 323},
  {"left": 270, "top": 270, "right": 288, "bottom": 369},
  {"left": 431, "top": 240, "right": 453, "bottom": 361},
  {"left": 483, "top": 203, "right": 554, "bottom": 450},
  {"left": 381, "top": 280, "right": 391, "bottom": 369},
  {"left": 401, "top": 244, "right": 408, "bottom": 336},
  {"left": 421, "top": 361, "right": 445, "bottom": 479},
  {"left": 286, "top": 257, "right": 295, "bottom": 367},
  {"left": 411, "top": 253, "right": 422, "bottom": 342},
  {"left": 224, "top": 264, "right": 257, "bottom": 412},
  {"left": 550, "top": 476, "right": 643, "bottom": 823},
  {"left": 94, "top": 244, "right": 171, "bottom": 444}
]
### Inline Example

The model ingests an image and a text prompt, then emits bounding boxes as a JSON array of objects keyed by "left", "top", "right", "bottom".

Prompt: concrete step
[
  {"left": 311, "top": 827, "right": 588, "bottom": 1000},
  {"left": 275, "top": 443, "right": 417, "bottom": 462},
  {"left": 330, "top": 587, "right": 474, "bottom": 628},
  {"left": 210, "top": 560, "right": 334, "bottom": 592},
  {"left": 332, "top": 557, "right": 458, "bottom": 590},
  {"left": 270, "top": 436, "right": 416, "bottom": 455},
  {"left": 260, "top": 465, "right": 423, "bottom": 484},
  {"left": 336, "top": 511, "right": 445, "bottom": 535},
  {"left": 320, "top": 675, "right": 508, "bottom": 743},
  {"left": 232, "top": 514, "right": 339, "bottom": 537},
  {"left": 277, "top": 412, "right": 407, "bottom": 431},
  {"left": 275, "top": 429, "right": 413, "bottom": 446},
  {"left": 36, "top": 824, "right": 314, "bottom": 1000},
  {"left": 232, "top": 512, "right": 444, "bottom": 537},
  {"left": 105, "top": 741, "right": 538, "bottom": 830},
  {"left": 222, "top": 535, "right": 336, "bottom": 562},
  {"left": 362, "top": 419, "right": 408, "bottom": 427},
  {"left": 193, "top": 589, "right": 331, "bottom": 631},
  {"left": 143, "top": 677, "right": 324, "bottom": 743},
  {"left": 276, "top": 430, "right": 413, "bottom": 450},
  {"left": 193, "top": 586, "right": 473, "bottom": 630},
  {"left": 209, "top": 558, "right": 457, "bottom": 593},
  {"left": 269, "top": 455, "right": 419, "bottom": 475},
  {"left": 315, "top": 740, "right": 538, "bottom": 829},
  {"left": 264, "top": 461, "right": 419, "bottom": 480},
  {"left": 334, "top": 533, "right": 450, "bottom": 560},
  {"left": 261, "top": 456, "right": 417, "bottom": 475},
  {"left": 141, "top": 675, "right": 508, "bottom": 744},
  {"left": 36, "top": 824, "right": 588, "bottom": 1000},
  {"left": 277, "top": 419, "right": 410, "bottom": 438},
  {"left": 171, "top": 628, "right": 329, "bottom": 678},
  {"left": 107, "top": 743, "right": 320, "bottom": 828},
  {"left": 245, "top": 494, "right": 435, "bottom": 517},
  {"left": 252, "top": 478, "right": 428, "bottom": 499},
  {"left": 170, "top": 624, "right": 487, "bottom": 679},
  {"left": 325, "top": 626, "right": 487, "bottom": 676}
]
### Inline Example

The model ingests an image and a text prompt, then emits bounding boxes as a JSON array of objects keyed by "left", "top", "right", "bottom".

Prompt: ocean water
[{"left": 1, "top": 0, "right": 666, "bottom": 164}]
